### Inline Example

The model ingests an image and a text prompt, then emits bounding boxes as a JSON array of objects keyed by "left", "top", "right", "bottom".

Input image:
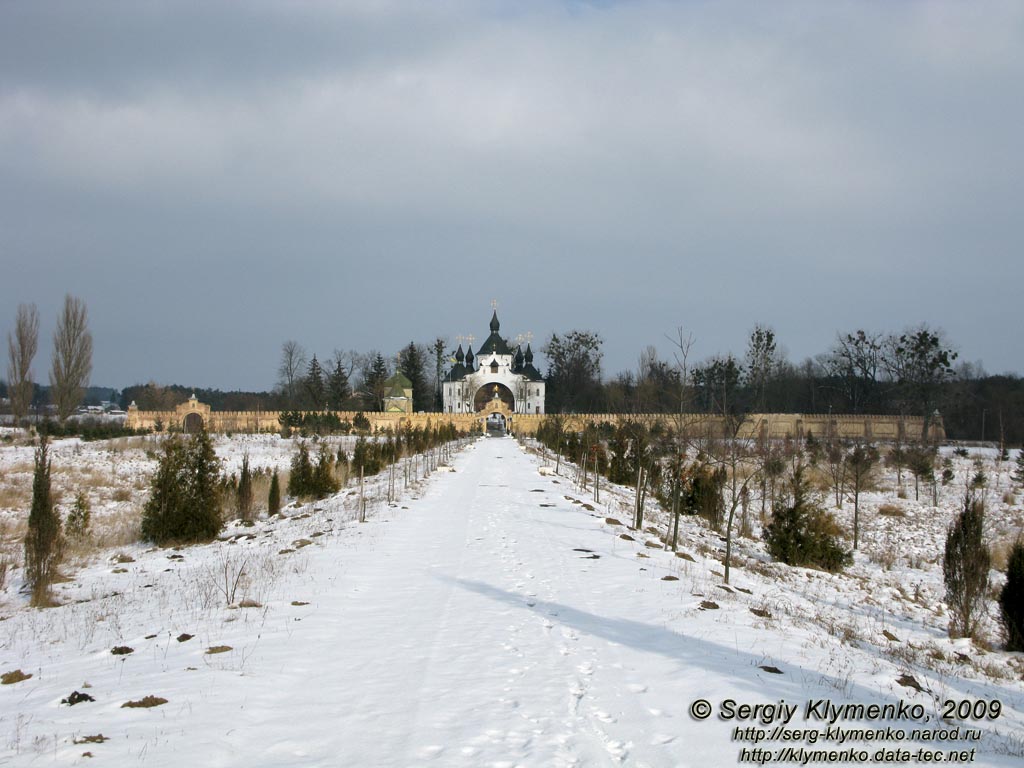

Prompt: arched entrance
[
  {"left": 486, "top": 412, "right": 507, "bottom": 436},
  {"left": 474, "top": 383, "right": 515, "bottom": 413},
  {"left": 183, "top": 412, "right": 204, "bottom": 434}
]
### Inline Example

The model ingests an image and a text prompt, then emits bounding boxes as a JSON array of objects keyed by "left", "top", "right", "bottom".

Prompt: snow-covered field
[{"left": 1, "top": 432, "right": 1022, "bottom": 766}]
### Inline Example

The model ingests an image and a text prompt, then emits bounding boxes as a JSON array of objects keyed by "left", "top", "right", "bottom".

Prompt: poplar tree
[
  {"left": 6, "top": 303, "right": 39, "bottom": 423},
  {"left": 49, "top": 294, "right": 93, "bottom": 422}
]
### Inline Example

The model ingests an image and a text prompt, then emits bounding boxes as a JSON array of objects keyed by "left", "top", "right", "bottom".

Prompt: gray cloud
[{"left": 2, "top": 1, "right": 1022, "bottom": 390}]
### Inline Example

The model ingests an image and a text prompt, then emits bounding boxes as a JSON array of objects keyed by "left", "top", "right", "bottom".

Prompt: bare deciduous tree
[
  {"left": 844, "top": 441, "right": 878, "bottom": 549},
  {"left": 278, "top": 340, "right": 307, "bottom": 407},
  {"left": 6, "top": 303, "right": 39, "bottom": 423},
  {"left": 49, "top": 295, "right": 93, "bottom": 423}
]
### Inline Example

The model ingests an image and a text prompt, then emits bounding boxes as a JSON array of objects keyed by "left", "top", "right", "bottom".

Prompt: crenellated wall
[{"left": 125, "top": 398, "right": 944, "bottom": 442}]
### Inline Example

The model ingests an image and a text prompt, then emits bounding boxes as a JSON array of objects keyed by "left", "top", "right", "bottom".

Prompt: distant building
[
  {"left": 442, "top": 311, "right": 545, "bottom": 416},
  {"left": 382, "top": 371, "right": 413, "bottom": 414}
]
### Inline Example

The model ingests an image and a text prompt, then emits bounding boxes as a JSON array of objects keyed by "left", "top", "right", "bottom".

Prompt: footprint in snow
[
  {"left": 416, "top": 745, "right": 445, "bottom": 759},
  {"left": 651, "top": 733, "right": 676, "bottom": 745},
  {"left": 627, "top": 683, "right": 648, "bottom": 694},
  {"left": 605, "top": 740, "right": 629, "bottom": 760},
  {"left": 593, "top": 709, "right": 616, "bottom": 723}
]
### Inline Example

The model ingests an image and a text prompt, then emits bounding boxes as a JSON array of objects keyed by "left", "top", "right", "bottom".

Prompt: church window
[{"left": 490, "top": 360, "right": 499, "bottom": 373}]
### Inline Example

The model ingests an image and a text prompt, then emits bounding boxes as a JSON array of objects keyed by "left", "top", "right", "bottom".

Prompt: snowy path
[{"left": 226, "top": 437, "right": 699, "bottom": 767}]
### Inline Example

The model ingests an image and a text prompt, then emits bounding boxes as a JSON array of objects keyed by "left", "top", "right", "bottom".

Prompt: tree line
[
  {"left": 13, "top": 308, "right": 1019, "bottom": 444},
  {"left": 541, "top": 324, "right": 1023, "bottom": 444}
]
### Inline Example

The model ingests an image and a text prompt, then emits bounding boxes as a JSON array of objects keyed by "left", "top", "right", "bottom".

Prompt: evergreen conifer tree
[
  {"left": 328, "top": 360, "right": 350, "bottom": 410},
  {"left": 999, "top": 541, "right": 1024, "bottom": 651},
  {"left": 268, "top": 469, "right": 281, "bottom": 516},
  {"left": 765, "top": 463, "right": 851, "bottom": 572},
  {"left": 943, "top": 492, "right": 990, "bottom": 639},
  {"left": 287, "top": 441, "right": 314, "bottom": 498},
  {"left": 1015, "top": 449, "right": 1024, "bottom": 486},
  {"left": 399, "top": 342, "right": 430, "bottom": 412},
  {"left": 364, "top": 353, "right": 389, "bottom": 411},
  {"left": 141, "top": 429, "right": 222, "bottom": 545},
  {"left": 66, "top": 491, "right": 91, "bottom": 540},
  {"left": 305, "top": 355, "right": 325, "bottom": 410},
  {"left": 236, "top": 452, "right": 254, "bottom": 521},
  {"left": 313, "top": 444, "right": 340, "bottom": 498},
  {"left": 24, "top": 435, "right": 62, "bottom": 605}
]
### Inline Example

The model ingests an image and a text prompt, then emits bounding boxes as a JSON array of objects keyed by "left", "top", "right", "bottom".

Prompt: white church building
[{"left": 442, "top": 311, "right": 546, "bottom": 417}]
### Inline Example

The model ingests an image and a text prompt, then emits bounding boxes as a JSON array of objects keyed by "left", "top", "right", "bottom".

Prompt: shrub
[
  {"left": 66, "top": 491, "right": 91, "bottom": 540},
  {"left": 999, "top": 541, "right": 1024, "bottom": 651},
  {"left": 943, "top": 493, "right": 990, "bottom": 639},
  {"left": 682, "top": 462, "right": 726, "bottom": 531},
  {"left": 765, "top": 463, "right": 851, "bottom": 573},
  {"left": 312, "top": 444, "right": 339, "bottom": 499},
  {"left": 286, "top": 441, "right": 339, "bottom": 499},
  {"left": 287, "top": 441, "right": 314, "bottom": 498},
  {"left": 141, "top": 429, "right": 222, "bottom": 545},
  {"left": 877, "top": 503, "right": 906, "bottom": 517},
  {"left": 351, "top": 436, "right": 384, "bottom": 476},
  {"left": 24, "top": 435, "right": 63, "bottom": 605}
]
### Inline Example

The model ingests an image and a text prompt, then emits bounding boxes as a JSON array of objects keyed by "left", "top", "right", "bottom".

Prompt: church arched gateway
[
  {"left": 442, "top": 309, "right": 546, "bottom": 417},
  {"left": 474, "top": 382, "right": 515, "bottom": 412}
]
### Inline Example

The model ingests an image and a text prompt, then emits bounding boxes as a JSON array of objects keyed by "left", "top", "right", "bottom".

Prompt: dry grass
[
  {"left": 868, "top": 545, "right": 899, "bottom": 570},
  {"left": 877, "top": 503, "right": 906, "bottom": 517},
  {"left": 991, "top": 536, "right": 1021, "bottom": 572},
  {"left": 0, "top": 483, "right": 30, "bottom": 512}
]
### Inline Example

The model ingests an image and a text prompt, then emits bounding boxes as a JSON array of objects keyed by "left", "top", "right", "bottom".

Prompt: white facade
[
  {"left": 442, "top": 356, "right": 546, "bottom": 415},
  {"left": 442, "top": 312, "right": 545, "bottom": 415}
]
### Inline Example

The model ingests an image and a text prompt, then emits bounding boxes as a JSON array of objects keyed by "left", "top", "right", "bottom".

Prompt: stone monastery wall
[{"left": 126, "top": 398, "right": 943, "bottom": 442}]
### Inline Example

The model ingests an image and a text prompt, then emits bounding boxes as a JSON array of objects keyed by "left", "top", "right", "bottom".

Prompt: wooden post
[
  {"left": 582, "top": 446, "right": 589, "bottom": 492},
  {"left": 594, "top": 452, "right": 600, "bottom": 504},
  {"left": 359, "top": 464, "right": 365, "bottom": 523},
  {"left": 633, "top": 466, "right": 644, "bottom": 529}
]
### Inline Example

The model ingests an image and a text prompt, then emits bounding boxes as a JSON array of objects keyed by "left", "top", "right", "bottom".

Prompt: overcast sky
[{"left": 1, "top": 0, "right": 1022, "bottom": 392}]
